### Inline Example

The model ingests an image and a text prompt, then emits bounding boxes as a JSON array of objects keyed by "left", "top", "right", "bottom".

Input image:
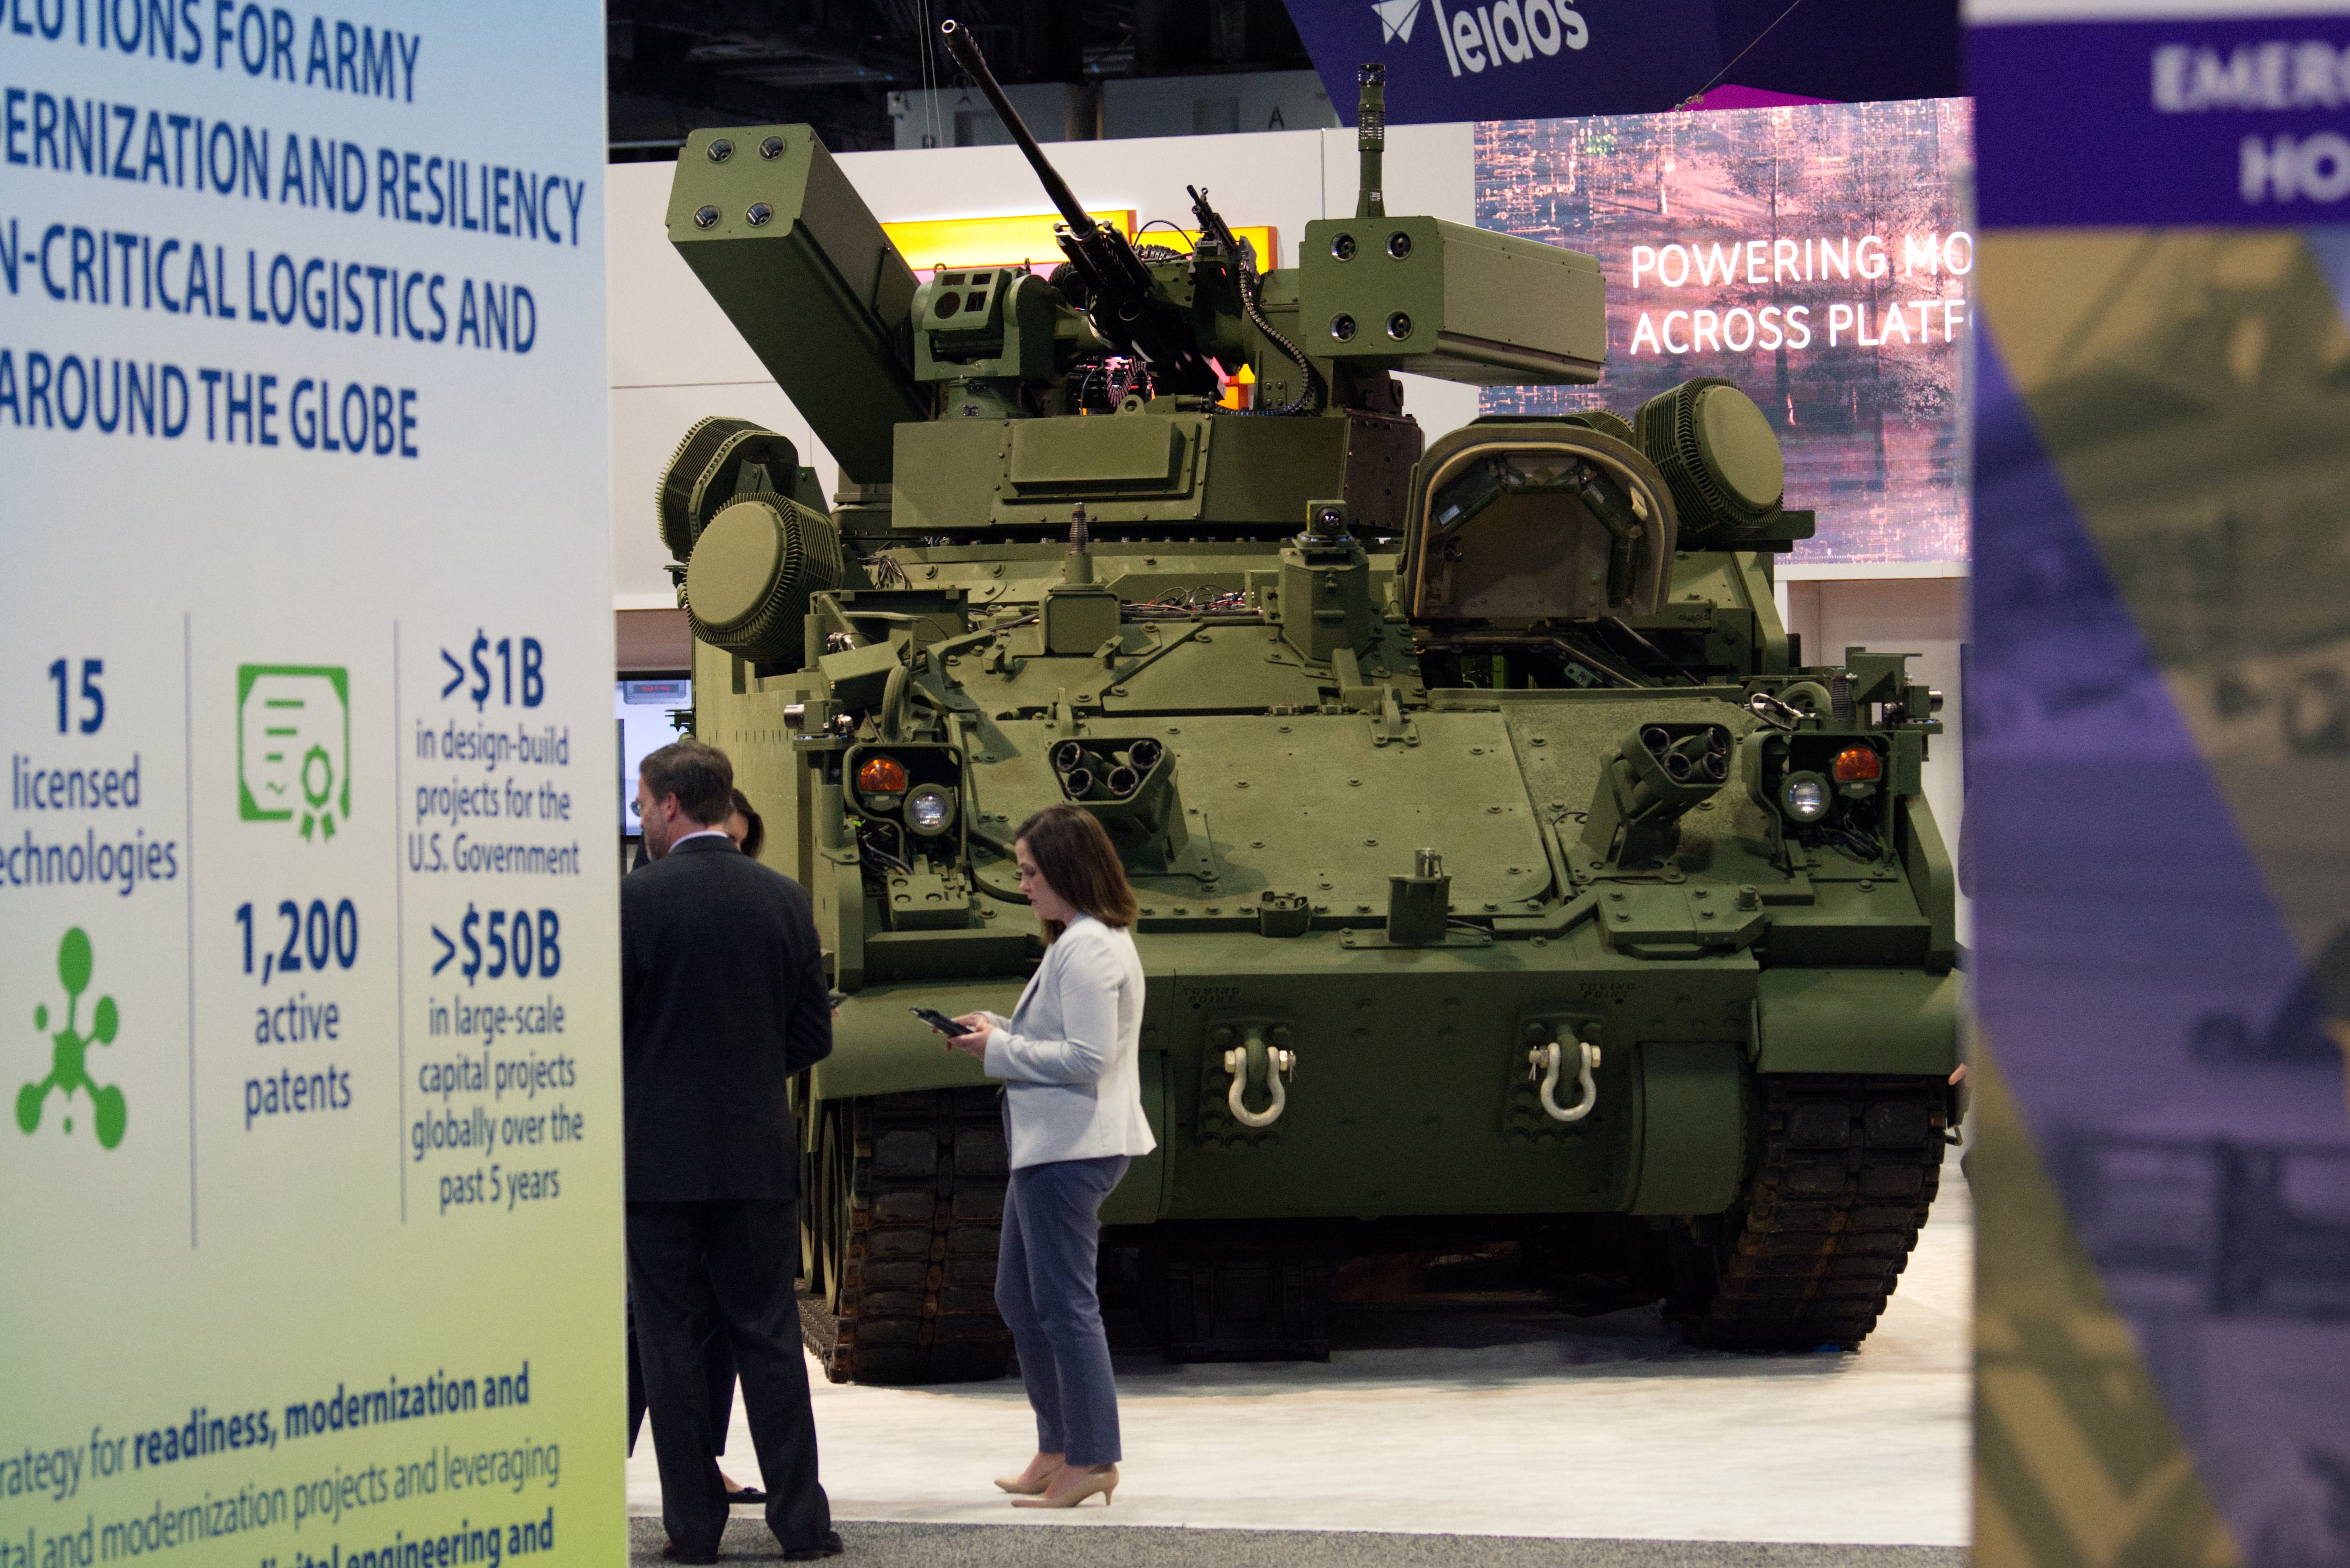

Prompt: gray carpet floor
[{"left": 625, "top": 1516, "right": 1967, "bottom": 1567}]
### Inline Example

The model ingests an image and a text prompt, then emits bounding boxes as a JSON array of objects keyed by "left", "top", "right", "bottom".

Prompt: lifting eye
[{"left": 1831, "top": 746, "right": 1882, "bottom": 783}]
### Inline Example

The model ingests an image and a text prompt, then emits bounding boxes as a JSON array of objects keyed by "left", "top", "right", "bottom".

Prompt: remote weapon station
[{"left": 654, "top": 24, "right": 1961, "bottom": 1382}]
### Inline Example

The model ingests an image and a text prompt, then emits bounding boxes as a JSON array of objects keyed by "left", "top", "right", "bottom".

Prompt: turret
[{"left": 660, "top": 28, "right": 1623, "bottom": 556}]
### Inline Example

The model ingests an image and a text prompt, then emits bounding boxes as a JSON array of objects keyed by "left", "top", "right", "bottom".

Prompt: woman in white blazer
[{"left": 948, "top": 803, "right": 1155, "bottom": 1509}]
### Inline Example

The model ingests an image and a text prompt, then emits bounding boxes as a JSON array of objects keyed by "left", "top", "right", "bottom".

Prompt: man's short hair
[{"left": 641, "top": 739, "right": 735, "bottom": 827}]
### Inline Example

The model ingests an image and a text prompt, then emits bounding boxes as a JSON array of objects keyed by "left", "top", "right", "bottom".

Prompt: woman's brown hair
[
  {"left": 728, "top": 788, "right": 765, "bottom": 860},
  {"left": 1016, "top": 803, "right": 1138, "bottom": 942}
]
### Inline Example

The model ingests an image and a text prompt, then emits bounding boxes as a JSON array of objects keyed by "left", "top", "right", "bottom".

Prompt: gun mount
[
  {"left": 940, "top": 17, "right": 1221, "bottom": 401},
  {"left": 664, "top": 24, "right": 1615, "bottom": 540}
]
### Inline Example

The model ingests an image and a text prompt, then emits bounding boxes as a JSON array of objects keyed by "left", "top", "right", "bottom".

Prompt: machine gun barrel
[
  {"left": 937, "top": 17, "right": 1214, "bottom": 396},
  {"left": 938, "top": 19, "right": 1100, "bottom": 244}
]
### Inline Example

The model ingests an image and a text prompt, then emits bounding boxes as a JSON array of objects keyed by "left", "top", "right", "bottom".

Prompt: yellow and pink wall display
[{"left": 884, "top": 211, "right": 1280, "bottom": 275}]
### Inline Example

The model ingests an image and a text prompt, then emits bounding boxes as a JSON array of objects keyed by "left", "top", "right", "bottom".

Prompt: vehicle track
[{"left": 1671, "top": 1074, "right": 1948, "bottom": 1350}]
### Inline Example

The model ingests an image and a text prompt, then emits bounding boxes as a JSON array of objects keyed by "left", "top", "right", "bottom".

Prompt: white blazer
[{"left": 980, "top": 913, "right": 1158, "bottom": 1170}]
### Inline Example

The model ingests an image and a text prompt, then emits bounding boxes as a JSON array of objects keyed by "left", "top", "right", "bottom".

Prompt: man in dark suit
[{"left": 623, "top": 739, "right": 841, "bottom": 1562}]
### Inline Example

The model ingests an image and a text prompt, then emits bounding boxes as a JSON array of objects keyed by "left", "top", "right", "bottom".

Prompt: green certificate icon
[{"left": 237, "top": 665, "right": 351, "bottom": 843}]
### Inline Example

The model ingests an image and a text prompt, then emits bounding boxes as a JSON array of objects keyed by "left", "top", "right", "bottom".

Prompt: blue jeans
[{"left": 995, "top": 1155, "right": 1130, "bottom": 1466}]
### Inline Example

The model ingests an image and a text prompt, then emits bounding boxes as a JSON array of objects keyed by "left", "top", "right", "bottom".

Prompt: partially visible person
[
  {"left": 724, "top": 788, "right": 765, "bottom": 861},
  {"left": 946, "top": 804, "right": 1153, "bottom": 1510},
  {"left": 624, "top": 739, "right": 840, "bottom": 1561},
  {"left": 649, "top": 784, "right": 766, "bottom": 1502},
  {"left": 627, "top": 783, "right": 763, "bottom": 1504},
  {"left": 627, "top": 1308, "right": 762, "bottom": 1505}
]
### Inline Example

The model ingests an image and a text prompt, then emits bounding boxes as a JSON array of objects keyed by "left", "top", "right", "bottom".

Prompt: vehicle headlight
[
  {"left": 905, "top": 784, "right": 956, "bottom": 836},
  {"left": 1779, "top": 772, "right": 1829, "bottom": 822}
]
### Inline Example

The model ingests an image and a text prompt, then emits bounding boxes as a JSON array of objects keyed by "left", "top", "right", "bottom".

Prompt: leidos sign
[
  {"left": 1371, "top": 0, "right": 1588, "bottom": 78},
  {"left": 1290, "top": 0, "right": 1720, "bottom": 124}
]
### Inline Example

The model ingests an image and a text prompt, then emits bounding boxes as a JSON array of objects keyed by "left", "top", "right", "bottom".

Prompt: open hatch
[{"left": 1397, "top": 420, "right": 1679, "bottom": 624}]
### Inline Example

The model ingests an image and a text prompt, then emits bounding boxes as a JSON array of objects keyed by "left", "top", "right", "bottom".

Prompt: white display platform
[{"left": 630, "top": 1169, "right": 1971, "bottom": 1546}]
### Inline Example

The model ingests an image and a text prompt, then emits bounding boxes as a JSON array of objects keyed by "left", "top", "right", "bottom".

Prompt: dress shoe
[
  {"left": 1010, "top": 1464, "right": 1117, "bottom": 1509},
  {"left": 724, "top": 1486, "right": 768, "bottom": 1506},
  {"left": 780, "top": 1530, "right": 845, "bottom": 1561},
  {"left": 993, "top": 1458, "right": 1062, "bottom": 1496},
  {"left": 660, "top": 1543, "right": 717, "bottom": 1564}
]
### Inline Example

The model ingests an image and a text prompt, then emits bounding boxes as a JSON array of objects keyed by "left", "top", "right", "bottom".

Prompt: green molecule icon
[{"left": 16, "top": 927, "right": 125, "bottom": 1149}]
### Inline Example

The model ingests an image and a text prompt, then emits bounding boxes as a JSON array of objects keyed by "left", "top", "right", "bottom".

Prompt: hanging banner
[
  {"left": 1283, "top": 0, "right": 1722, "bottom": 125},
  {"left": 1973, "top": 5, "right": 2350, "bottom": 226},
  {"left": 0, "top": 4, "right": 622, "bottom": 1566},
  {"left": 1970, "top": 0, "right": 2350, "bottom": 1562}
]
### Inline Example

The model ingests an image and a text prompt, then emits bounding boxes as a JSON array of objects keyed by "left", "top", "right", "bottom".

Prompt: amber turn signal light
[
  {"left": 1831, "top": 746, "right": 1882, "bottom": 783},
  {"left": 855, "top": 756, "right": 909, "bottom": 796}
]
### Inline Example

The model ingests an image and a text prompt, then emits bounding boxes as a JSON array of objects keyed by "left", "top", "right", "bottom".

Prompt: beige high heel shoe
[
  {"left": 993, "top": 1456, "right": 1064, "bottom": 1496},
  {"left": 1010, "top": 1464, "right": 1117, "bottom": 1508}
]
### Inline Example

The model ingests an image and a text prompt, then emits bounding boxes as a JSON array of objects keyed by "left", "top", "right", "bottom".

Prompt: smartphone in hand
[{"left": 910, "top": 1006, "right": 963, "bottom": 1036}]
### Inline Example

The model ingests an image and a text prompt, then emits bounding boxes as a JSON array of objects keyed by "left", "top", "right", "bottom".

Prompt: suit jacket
[
  {"left": 620, "top": 834, "right": 831, "bottom": 1202},
  {"left": 979, "top": 914, "right": 1157, "bottom": 1170}
]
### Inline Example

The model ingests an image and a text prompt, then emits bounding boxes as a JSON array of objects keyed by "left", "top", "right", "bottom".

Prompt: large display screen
[
  {"left": 1477, "top": 100, "right": 1975, "bottom": 563},
  {"left": 618, "top": 679, "right": 692, "bottom": 837}
]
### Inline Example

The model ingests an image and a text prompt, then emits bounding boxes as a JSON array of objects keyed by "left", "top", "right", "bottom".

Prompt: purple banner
[
  {"left": 1282, "top": 0, "right": 1722, "bottom": 125},
  {"left": 1973, "top": 16, "right": 2350, "bottom": 227}
]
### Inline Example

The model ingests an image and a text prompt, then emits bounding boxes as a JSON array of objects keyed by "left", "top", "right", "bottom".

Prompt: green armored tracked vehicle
[{"left": 651, "top": 26, "right": 1962, "bottom": 1383}]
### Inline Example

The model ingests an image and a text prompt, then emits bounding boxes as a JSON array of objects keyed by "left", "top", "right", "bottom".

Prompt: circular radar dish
[
  {"left": 1693, "top": 384, "right": 1785, "bottom": 515},
  {"left": 1634, "top": 377, "right": 1785, "bottom": 545},
  {"left": 687, "top": 499, "right": 786, "bottom": 628},
  {"left": 653, "top": 416, "right": 807, "bottom": 562},
  {"left": 682, "top": 492, "right": 844, "bottom": 665}
]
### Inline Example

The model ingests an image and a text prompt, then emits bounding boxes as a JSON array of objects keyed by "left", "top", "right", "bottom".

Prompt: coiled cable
[{"left": 1229, "top": 239, "right": 1322, "bottom": 416}]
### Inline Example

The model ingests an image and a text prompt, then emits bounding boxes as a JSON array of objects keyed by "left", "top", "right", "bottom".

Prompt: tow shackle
[
  {"left": 1528, "top": 1036, "right": 1602, "bottom": 1123},
  {"left": 1224, "top": 1024, "right": 1296, "bottom": 1129}
]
